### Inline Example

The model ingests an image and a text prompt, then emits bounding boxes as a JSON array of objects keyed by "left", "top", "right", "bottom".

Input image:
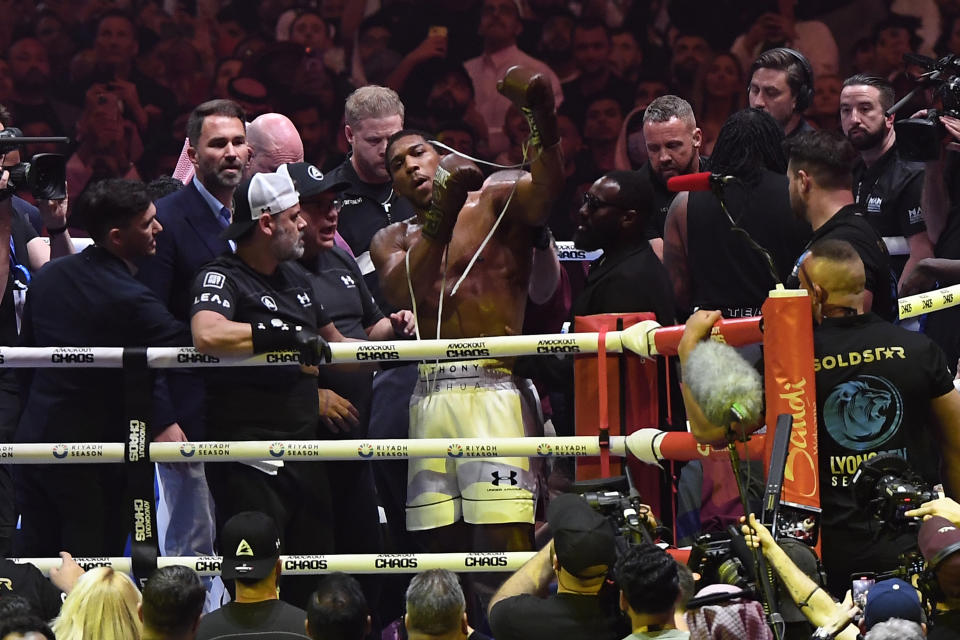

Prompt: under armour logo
[
  {"left": 491, "top": 471, "right": 518, "bottom": 486},
  {"left": 236, "top": 539, "right": 254, "bottom": 556},
  {"left": 297, "top": 292, "right": 312, "bottom": 306},
  {"left": 340, "top": 275, "right": 356, "bottom": 288}
]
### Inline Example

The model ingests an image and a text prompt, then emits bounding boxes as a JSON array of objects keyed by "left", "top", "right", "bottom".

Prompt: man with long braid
[
  {"left": 664, "top": 108, "right": 810, "bottom": 320},
  {"left": 369, "top": 66, "right": 563, "bottom": 559}
]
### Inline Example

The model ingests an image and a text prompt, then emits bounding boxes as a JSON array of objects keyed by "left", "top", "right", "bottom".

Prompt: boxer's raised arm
[{"left": 497, "top": 66, "right": 564, "bottom": 227}]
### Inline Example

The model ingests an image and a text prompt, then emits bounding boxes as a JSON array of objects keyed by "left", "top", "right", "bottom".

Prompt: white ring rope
[
  {"left": 15, "top": 551, "right": 538, "bottom": 577},
  {"left": 0, "top": 436, "right": 626, "bottom": 464},
  {"left": 0, "top": 430, "right": 748, "bottom": 467},
  {"left": 0, "top": 323, "right": 664, "bottom": 368}
]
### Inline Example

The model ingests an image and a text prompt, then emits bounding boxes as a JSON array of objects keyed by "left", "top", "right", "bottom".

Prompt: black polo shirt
[
  {"left": 786, "top": 204, "right": 898, "bottom": 322},
  {"left": 190, "top": 254, "right": 332, "bottom": 441},
  {"left": 852, "top": 142, "right": 925, "bottom": 275}
]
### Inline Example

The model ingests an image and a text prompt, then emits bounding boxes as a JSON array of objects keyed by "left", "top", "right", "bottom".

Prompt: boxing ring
[{"left": 6, "top": 282, "right": 950, "bottom": 582}]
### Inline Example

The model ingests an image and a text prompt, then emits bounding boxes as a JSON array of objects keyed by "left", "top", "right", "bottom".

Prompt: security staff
[
  {"left": 190, "top": 170, "right": 346, "bottom": 609},
  {"left": 325, "top": 85, "right": 413, "bottom": 312},
  {"left": 14, "top": 178, "right": 188, "bottom": 558}
]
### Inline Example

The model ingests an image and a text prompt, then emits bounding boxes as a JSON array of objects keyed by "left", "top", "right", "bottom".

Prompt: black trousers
[
  {"left": 206, "top": 460, "right": 334, "bottom": 609},
  {"left": 0, "top": 383, "right": 20, "bottom": 557},
  {"left": 15, "top": 463, "right": 129, "bottom": 557}
]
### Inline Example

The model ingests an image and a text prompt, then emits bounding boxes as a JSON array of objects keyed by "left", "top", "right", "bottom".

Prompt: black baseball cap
[
  {"left": 278, "top": 162, "right": 349, "bottom": 202},
  {"left": 547, "top": 494, "right": 616, "bottom": 577},
  {"left": 220, "top": 511, "right": 281, "bottom": 580}
]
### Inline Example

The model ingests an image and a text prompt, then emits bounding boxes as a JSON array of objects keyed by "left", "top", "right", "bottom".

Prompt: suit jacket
[
  {"left": 138, "top": 181, "right": 231, "bottom": 322},
  {"left": 136, "top": 181, "right": 231, "bottom": 438}
]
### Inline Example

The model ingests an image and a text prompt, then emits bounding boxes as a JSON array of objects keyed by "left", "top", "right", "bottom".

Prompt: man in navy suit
[{"left": 137, "top": 99, "right": 250, "bottom": 609}]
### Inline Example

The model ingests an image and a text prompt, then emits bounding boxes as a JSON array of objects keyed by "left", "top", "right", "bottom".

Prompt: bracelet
[
  {"left": 47, "top": 226, "right": 67, "bottom": 236},
  {"left": 798, "top": 585, "right": 821, "bottom": 609}
]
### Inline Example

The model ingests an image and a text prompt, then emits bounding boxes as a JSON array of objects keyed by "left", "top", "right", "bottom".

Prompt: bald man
[
  {"left": 678, "top": 238, "right": 960, "bottom": 596},
  {"left": 244, "top": 113, "right": 305, "bottom": 178}
]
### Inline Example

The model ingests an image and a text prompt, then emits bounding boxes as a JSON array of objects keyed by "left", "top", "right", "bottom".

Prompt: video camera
[
  {"left": 0, "top": 127, "right": 70, "bottom": 200},
  {"left": 572, "top": 475, "right": 665, "bottom": 546},
  {"left": 852, "top": 453, "right": 938, "bottom": 536},
  {"left": 891, "top": 53, "right": 960, "bottom": 161}
]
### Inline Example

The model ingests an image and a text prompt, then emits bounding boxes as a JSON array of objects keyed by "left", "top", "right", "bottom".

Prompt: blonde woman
[{"left": 52, "top": 567, "right": 142, "bottom": 640}]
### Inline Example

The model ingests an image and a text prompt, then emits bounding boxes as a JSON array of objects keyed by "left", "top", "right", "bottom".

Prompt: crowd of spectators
[{"left": 6, "top": 0, "right": 960, "bottom": 639}]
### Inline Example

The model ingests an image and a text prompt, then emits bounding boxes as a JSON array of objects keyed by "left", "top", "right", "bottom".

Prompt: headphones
[
  {"left": 752, "top": 47, "right": 815, "bottom": 113},
  {"left": 774, "top": 47, "right": 814, "bottom": 112}
]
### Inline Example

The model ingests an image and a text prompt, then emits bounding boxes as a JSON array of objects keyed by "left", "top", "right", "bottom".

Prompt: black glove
[{"left": 251, "top": 322, "right": 332, "bottom": 365}]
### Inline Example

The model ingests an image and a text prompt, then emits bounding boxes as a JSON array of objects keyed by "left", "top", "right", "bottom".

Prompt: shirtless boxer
[{"left": 370, "top": 66, "right": 564, "bottom": 553}]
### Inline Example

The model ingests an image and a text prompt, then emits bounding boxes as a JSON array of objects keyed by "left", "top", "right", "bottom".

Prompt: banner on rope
[{"left": 15, "top": 552, "right": 538, "bottom": 577}]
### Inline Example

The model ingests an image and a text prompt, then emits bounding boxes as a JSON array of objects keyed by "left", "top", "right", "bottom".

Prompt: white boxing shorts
[{"left": 405, "top": 359, "right": 542, "bottom": 530}]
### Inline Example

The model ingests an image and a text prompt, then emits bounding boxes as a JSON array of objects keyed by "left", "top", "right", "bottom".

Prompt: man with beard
[
  {"left": 561, "top": 21, "right": 633, "bottom": 129},
  {"left": 6, "top": 37, "right": 68, "bottom": 136},
  {"left": 410, "top": 61, "right": 489, "bottom": 159},
  {"left": 371, "top": 65, "right": 563, "bottom": 561},
  {"left": 669, "top": 32, "right": 711, "bottom": 101},
  {"left": 783, "top": 130, "right": 898, "bottom": 322},
  {"left": 137, "top": 99, "right": 249, "bottom": 608},
  {"left": 581, "top": 93, "right": 624, "bottom": 175},
  {"left": 840, "top": 74, "right": 933, "bottom": 290},
  {"left": 464, "top": 0, "right": 563, "bottom": 156},
  {"left": 190, "top": 170, "right": 348, "bottom": 608},
  {"left": 637, "top": 95, "right": 706, "bottom": 257}
]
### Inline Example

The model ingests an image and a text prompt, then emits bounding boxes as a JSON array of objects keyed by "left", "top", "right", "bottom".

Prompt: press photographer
[{"left": 487, "top": 493, "right": 631, "bottom": 640}]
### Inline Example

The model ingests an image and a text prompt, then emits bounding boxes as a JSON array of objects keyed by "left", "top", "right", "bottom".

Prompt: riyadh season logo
[
  {"left": 536, "top": 443, "right": 553, "bottom": 456},
  {"left": 447, "top": 443, "right": 463, "bottom": 458},
  {"left": 269, "top": 442, "right": 285, "bottom": 458},
  {"left": 358, "top": 443, "right": 374, "bottom": 458},
  {"left": 179, "top": 443, "right": 196, "bottom": 457},
  {"left": 52, "top": 444, "right": 68, "bottom": 459}
]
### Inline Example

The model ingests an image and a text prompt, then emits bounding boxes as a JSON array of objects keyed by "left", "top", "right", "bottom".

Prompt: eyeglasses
[{"left": 582, "top": 192, "right": 619, "bottom": 212}]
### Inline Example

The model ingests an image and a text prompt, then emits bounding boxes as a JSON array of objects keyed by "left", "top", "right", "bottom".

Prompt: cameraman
[
  {"left": 679, "top": 239, "right": 960, "bottom": 595},
  {"left": 740, "top": 514, "right": 861, "bottom": 640},
  {"left": 0, "top": 115, "right": 73, "bottom": 558},
  {"left": 488, "top": 494, "right": 629, "bottom": 640}
]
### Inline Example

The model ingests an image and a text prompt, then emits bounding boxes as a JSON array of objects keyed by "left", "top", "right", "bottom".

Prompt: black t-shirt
[
  {"left": 686, "top": 169, "right": 810, "bottom": 317},
  {"left": 852, "top": 143, "right": 925, "bottom": 275},
  {"left": 930, "top": 609, "right": 960, "bottom": 640},
  {"left": 785, "top": 205, "right": 898, "bottom": 322},
  {"left": 195, "top": 599, "right": 308, "bottom": 640},
  {"left": 572, "top": 244, "right": 675, "bottom": 325},
  {"left": 639, "top": 156, "right": 708, "bottom": 241},
  {"left": 0, "top": 558, "right": 64, "bottom": 620},
  {"left": 303, "top": 247, "right": 383, "bottom": 340},
  {"left": 325, "top": 157, "right": 414, "bottom": 313},
  {"left": 814, "top": 313, "right": 954, "bottom": 590},
  {"left": 190, "top": 254, "right": 331, "bottom": 441},
  {"left": 301, "top": 247, "right": 384, "bottom": 439},
  {"left": 489, "top": 593, "right": 628, "bottom": 640}
]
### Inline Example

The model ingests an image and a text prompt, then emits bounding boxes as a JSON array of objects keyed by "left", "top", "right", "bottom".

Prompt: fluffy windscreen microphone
[{"left": 684, "top": 340, "right": 764, "bottom": 429}]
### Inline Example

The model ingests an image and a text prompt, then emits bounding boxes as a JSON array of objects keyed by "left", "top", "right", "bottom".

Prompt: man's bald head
[
  {"left": 801, "top": 239, "right": 866, "bottom": 317},
  {"left": 245, "top": 113, "right": 304, "bottom": 178}
]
